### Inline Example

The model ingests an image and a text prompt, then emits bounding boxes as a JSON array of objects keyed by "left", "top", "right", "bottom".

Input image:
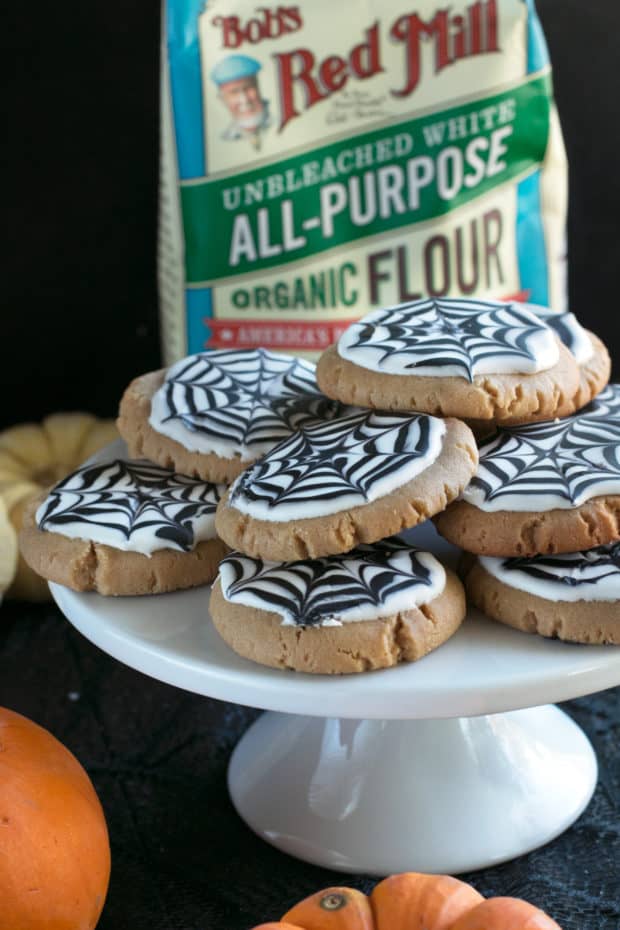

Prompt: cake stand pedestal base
[{"left": 228, "top": 704, "right": 596, "bottom": 875}]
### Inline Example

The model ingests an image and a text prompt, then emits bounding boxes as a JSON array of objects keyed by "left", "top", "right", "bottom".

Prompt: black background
[{"left": 3, "top": 0, "right": 620, "bottom": 427}]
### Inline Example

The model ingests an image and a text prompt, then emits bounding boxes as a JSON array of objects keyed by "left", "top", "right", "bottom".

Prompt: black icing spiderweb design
[
  {"left": 501, "top": 542, "right": 620, "bottom": 590},
  {"left": 340, "top": 298, "right": 553, "bottom": 382},
  {"left": 467, "top": 384, "right": 620, "bottom": 508},
  {"left": 220, "top": 538, "right": 439, "bottom": 626},
  {"left": 37, "top": 460, "right": 223, "bottom": 551},
  {"left": 231, "top": 410, "right": 441, "bottom": 512},
  {"left": 154, "top": 349, "right": 341, "bottom": 450}
]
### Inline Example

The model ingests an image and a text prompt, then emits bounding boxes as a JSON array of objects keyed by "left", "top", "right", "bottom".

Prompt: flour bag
[{"left": 159, "top": 0, "right": 567, "bottom": 361}]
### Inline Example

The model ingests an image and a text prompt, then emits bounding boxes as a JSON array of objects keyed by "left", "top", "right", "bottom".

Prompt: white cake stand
[{"left": 50, "top": 519, "right": 620, "bottom": 876}]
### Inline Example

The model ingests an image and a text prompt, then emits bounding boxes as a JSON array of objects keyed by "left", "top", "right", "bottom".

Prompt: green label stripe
[{"left": 181, "top": 73, "right": 551, "bottom": 284}]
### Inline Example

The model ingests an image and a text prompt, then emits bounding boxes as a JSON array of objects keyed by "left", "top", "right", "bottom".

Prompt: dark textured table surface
[{"left": 1, "top": 601, "right": 619, "bottom": 930}]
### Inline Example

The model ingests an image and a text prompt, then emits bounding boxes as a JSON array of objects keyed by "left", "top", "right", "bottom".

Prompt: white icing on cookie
[
  {"left": 480, "top": 544, "right": 620, "bottom": 602},
  {"left": 526, "top": 303, "right": 593, "bottom": 364},
  {"left": 149, "top": 348, "right": 342, "bottom": 461},
  {"left": 228, "top": 410, "right": 446, "bottom": 522},
  {"left": 36, "top": 459, "right": 225, "bottom": 555},
  {"left": 463, "top": 384, "right": 620, "bottom": 512},
  {"left": 337, "top": 298, "right": 559, "bottom": 381},
  {"left": 218, "top": 538, "right": 446, "bottom": 626}
]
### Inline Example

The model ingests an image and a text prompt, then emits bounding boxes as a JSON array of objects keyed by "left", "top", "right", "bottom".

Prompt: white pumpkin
[{"left": 0, "top": 413, "right": 118, "bottom": 600}]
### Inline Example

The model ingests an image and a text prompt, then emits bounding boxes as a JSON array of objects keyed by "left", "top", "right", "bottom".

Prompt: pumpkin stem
[
  {"left": 320, "top": 893, "right": 349, "bottom": 911},
  {"left": 283, "top": 886, "right": 375, "bottom": 929}
]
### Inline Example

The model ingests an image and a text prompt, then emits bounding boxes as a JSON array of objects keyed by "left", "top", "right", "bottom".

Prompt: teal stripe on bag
[
  {"left": 524, "top": 0, "right": 551, "bottom": 74},
  {"left": 516, "top": 170, "right": 549, "bottom": 306},
  {"left": 186, "top": 288, "right": 213, "bottom": 352},
  {"left": 514, "top": 2, "right": 551, "bottom": 306},
  {"left": 167, "top": 0, "right": 206, "bottom": 179}
]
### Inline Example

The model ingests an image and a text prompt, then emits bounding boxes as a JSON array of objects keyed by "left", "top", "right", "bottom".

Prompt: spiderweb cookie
[
  {"left": 317, "top": 297, "right": 579, "bottom": 423},
  {"left": 461, "top": 545, "right": 620, "bottom": 644},
  {"left": 211, "top": 538, "right": 465, "bottom": 673},
  {"left": 118, "top": 349, "right": 344, "bottom": 483},
  {"left": 215, "top": 409, "right": 477, "bottom": 561},
  {"left": 435, "top": 384, "right": 620, "bottom": 557},
  {"left": 20, "top": 459, "right": 228, "bottom": 595}
]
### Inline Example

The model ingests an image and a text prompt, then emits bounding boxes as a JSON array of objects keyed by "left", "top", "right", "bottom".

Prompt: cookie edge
[
  {"left": 461, "top": 555, "right": 620, "bottom": 644},
  {"left": 19, "top": 496, "right": 229, "bottom": 596},
  {"left": 316, "top": 340, "right": 580, "bottom": 422},
  {"left": 434, "top": 495, "right": 620, "bottom": 557}
]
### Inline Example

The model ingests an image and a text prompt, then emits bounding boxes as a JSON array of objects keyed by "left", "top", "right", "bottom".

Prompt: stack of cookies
[
  {"left": 209, "top": 400, "right": 478, "bottom": 673},
  {"left": 19, "top": 350, "right": 342, "bottom": 597},
  {"left": 20, "top": 295, "right": 618, "bottom": 671},
  {"left": 435, "top": 381, "right": 620, "bottom": 645},
  {"left": 316, "top": 296, "right": 616, "bottom": 648}
]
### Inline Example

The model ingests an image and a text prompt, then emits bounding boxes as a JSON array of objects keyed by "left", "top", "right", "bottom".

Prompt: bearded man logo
[{"left": 211, "top": 54, "right": 271, "bottom": 149}]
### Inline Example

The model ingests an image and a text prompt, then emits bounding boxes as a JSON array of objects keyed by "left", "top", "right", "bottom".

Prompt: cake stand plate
[{"left": 50, "top": 521, "right": 620, "bottom": 874}]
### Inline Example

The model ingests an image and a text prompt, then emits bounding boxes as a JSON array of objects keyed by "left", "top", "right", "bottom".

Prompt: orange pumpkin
[
  {"left": 284, "top": 888, "right": 374, "bottom": 930},
  {"left": 371, "top": 872, "right": 484, "bottom": 930},
  {"left": 448, "top": 897, "right": 562, "bottom": 930},
  {"left": 252, "top": 873, "right": 563, "bottom": 930},
  {"left": 252, "top": 925, "right": 306, "bottom": 930},
  {"left": 0, "top": 706, "right": 111, "bottom": 930}
]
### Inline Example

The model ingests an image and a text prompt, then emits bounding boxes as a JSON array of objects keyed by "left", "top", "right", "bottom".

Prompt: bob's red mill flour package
[{"left": 159, "top": 0, "right": 567, "bottom": 361}]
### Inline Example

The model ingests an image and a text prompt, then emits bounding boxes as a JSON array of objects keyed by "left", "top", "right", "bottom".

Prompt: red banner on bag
[{"left": 205, "top": 318, "right": 358, "bottom": 351}]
